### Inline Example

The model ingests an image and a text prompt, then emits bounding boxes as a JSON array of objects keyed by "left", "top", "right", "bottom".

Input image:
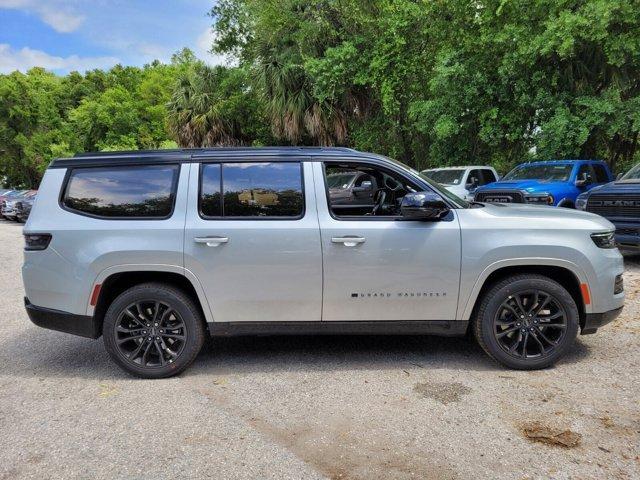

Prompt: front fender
[{"left": 459, "top": 257, "right": 590, "bottom": 320}]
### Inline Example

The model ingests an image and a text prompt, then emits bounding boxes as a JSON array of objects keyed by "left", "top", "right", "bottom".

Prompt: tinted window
[
  {"left": 503, "top": 164, "right": 573, "bottom": 181},
  {"left": 592, "top": 164, "right": 609, "bottom": 183},
  {"left": 577, "top": 164, "right": 594, "bottom": 183},
  {"left": 200, "top": 164, "right": 222, "bottom": 217},
  {"left": 63, "top": 165, "right": 178, "bottom": 218},
  {"left": 481, "top": 169, "right": 497, "bottom": 184},
  {"left": 200, "top": 162, "right": 304, "bottom": 218},
  {"left": 467, "top": 170, "right": 481, "bottom": 187}
]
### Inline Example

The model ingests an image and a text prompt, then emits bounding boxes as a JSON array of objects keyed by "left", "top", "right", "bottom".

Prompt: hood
[
  {"left": 476, "top": 180, "right": 568, "bottom": 193},
  {"left": 477, "top": 202, "right": 614, "bottom": 230},
  {"left": 585, "top": 181, "right": 640, "bottom": 195}
]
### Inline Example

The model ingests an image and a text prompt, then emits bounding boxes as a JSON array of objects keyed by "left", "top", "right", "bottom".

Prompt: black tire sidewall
[
  {"left": 103, "top": 284, "right": 205, "bottom": 379},
  {"left": 478, "top": 277, "right": 579, "bottom": 369}
]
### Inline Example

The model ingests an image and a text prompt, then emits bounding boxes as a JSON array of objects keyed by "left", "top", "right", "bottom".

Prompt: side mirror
[
  {"left": 352, "top": 180, "right": 373, "bottom": 192},
  {"left": 466, "top": 177, "right": 479, "bottom": 190},
  {"left": 616, "top": 172, "right": 623, "bottom": 180},
  {"left": 401, "top": 192, "right": 450, "bottom": 220}
]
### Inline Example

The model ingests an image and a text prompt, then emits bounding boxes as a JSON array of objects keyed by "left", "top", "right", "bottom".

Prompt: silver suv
[{"left": 22, "top": 148, "right": 624, "bottom": 378}]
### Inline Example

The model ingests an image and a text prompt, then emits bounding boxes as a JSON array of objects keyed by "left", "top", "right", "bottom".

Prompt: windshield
[
  {"left": 326, "top": 172, "right": 357, "bottom": 189},
  {"left": 423, "top": 169, "right": 465, "bottom": 185},
  {"left": 621, "top": 164, "right": 640, "bottom": 182},
  {"left": 503, "top": 164, "right": 573, "bottom": 181}
]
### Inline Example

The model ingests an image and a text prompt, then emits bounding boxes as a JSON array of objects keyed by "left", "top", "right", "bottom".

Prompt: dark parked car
[
  {"left": 15, "top": 193, "right": 37, "bottom": 223},
  {"left": 577, "top": 163, "right": 640, "bottom": 251},
  {"left": 1, "top": 190, "right": 36, "bottom": 220}
]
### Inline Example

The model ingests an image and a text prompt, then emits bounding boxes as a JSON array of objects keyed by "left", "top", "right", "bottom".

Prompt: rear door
[{"left": 184, "top": 158, "right": 322, "bottom": 323}]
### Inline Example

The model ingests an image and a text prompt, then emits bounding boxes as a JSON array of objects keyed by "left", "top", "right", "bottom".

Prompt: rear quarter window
[{"left": 62, "top": 164, "right": 179, "bottom": 218}]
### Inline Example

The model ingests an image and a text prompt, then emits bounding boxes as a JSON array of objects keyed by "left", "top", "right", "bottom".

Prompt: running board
[{"left": 208, "top": 320, "right": 468, "bottom": 337}]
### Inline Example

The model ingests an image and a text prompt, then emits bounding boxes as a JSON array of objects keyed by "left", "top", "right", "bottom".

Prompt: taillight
[{"left": 24, "top": 233, "right": 52, "bottom": 251}]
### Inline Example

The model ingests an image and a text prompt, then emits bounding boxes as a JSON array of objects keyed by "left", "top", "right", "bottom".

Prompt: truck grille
[
  {"left": 475, "top": 190, "right": 525, "bottom": 203},
  {"left": 586, "top": 195, "right": 640, "bottom": 218}
]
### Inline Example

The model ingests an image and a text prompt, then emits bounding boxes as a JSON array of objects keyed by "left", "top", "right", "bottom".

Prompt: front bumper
[
  {"left": 581, "top": 306, "right": 623, "bottom": 335},
  {"left": 25, "top": 297, "right": 101, "bottom": 339}
]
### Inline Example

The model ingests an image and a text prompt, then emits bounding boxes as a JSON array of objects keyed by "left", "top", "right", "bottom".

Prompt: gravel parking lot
[{"left": 0, "top": 220, "right": 638, "bottom": 480}]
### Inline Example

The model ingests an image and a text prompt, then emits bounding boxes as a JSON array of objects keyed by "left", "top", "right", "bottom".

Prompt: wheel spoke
[
  {"left": 154, "top": 341, "right": 166, "bottom": 366},
  {"left": 116, "top": 325, "right": 143, "bottom": 333},
  {"left": 513, "top": 294, "right": 527, "bottom": 317},
  {"left": 529, "top": 330, "right": 546, "bottom": 354},
  {"left": 141, "top": 341, "right": 153, "bottom": 365},
  {"left": 533, "top": 295, "right": 551, "bottom": 316},
  {"left": 128, "top": 339, "right": 146, "bottom": 360},
  {"left": 117, "top": 334, "right": 145, "bottom": 345},
  {"left": 161, "top": 333, "right": 185, "bottom": 341},
  {"left": 520, "top": 332, "right": 530, "bottom": 357},
  {"left": 534, "top": 326, "right": 559, "bottom": 346},
  {"left": 136, "top": 303, "right": 149, "bottom": 323},
  {"left": 496, "top": 326, "right": 519, "bottom": 338},
  {"left": 151, "top": 302, "right": 161, "bottom": 323}
]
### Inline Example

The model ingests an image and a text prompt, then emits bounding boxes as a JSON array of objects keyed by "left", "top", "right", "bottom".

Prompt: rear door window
[
  {"left": 200, "top": 162, "right": 304, "bottom": 218},
  {"left": 592, "top": 164, "right": 609, "bottom": 183},
  {"left": 480, "top": 169, "right": 497, "bottom": 184},
  {"left": 62, "top": 165, "right": 179, "bottom": 218}
]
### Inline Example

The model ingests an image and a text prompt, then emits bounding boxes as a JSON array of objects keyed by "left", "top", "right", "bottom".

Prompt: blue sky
[{"left": 0, "top": 0, "right": 227, "bottom": 74}]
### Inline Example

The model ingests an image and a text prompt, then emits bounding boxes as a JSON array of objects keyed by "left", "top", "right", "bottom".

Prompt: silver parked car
[{"left": 22, "top": 148, "right": 624, "bottom": 378}]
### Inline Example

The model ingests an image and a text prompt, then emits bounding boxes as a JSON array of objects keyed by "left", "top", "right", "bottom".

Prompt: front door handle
[
  {"left": 331, "top": 236, "right": 366, "bottom": 247},
  {"left": 194, "top": 236, "right": 229, "bottom": 247}
]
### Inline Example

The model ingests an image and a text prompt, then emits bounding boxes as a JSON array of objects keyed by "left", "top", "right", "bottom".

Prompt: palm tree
[
  {"left": 259, "top": 60, "right": 347, "bottom": 146},
  {"left": 167, "top": 64, "right": 245, "bottom": 147}
]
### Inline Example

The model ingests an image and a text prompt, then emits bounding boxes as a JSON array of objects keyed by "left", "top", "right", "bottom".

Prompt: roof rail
[{"left": 74, "top": 146, "right": 358, "bottom": 157}]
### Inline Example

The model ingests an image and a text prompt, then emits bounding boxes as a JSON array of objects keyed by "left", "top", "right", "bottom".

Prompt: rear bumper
[
  {"left": 581, "top": 306, "right": 623, "bottom": 335},
  {"left": 24, "top": 297, "right": 101, "bottom": 339}
]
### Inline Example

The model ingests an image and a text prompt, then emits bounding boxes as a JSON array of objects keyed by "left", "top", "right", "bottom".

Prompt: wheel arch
[
  {"left": 462, "top": 261, "right": 589, "bottom": 329},
  {"left": 89, "top": 266, "right": 213, "bottom": 335}
]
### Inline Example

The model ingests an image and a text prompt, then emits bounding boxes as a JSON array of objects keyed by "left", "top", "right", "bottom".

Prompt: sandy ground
[{"left": 0, "top": 219, "right": 638, "bottom": 480}]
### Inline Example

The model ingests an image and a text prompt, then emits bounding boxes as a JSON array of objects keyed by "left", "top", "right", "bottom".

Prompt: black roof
[{"left": 50, "top": 147, "right": 384, "bottom": 168}]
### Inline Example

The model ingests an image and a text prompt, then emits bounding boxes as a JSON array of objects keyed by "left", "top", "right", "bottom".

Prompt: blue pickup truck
[
  {"left": 474, "top": 160, "right": 613, "bottom": 207},
  {"left": 576, "top": 163, "right": 640, "bottom": 251}
]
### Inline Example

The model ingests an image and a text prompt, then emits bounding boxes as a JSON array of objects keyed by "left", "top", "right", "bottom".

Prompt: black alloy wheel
[
  {"left": 103, "top": 283, "right": 205, "bottom": 378},
  {"left": 472, "top": 274, "right": 579, "bottom": 370},
  {"left": 493, "top": 290, "right": 568, "bottom": 359},
  {"left": 114, "top": 300, "right": 187, "bottom": 368}
]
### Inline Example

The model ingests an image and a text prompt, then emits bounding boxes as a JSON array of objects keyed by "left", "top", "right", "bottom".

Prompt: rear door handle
[
  {"left": 194, "top": 236, "right": 229, "bottom": 247},
  {"left": 331, "top": 236, "right": 366, "bottom": 247}
]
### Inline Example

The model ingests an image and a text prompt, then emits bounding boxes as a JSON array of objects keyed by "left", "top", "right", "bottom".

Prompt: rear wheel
[
  {"left": 472, "top": 274, "right": 579, "bottom": 369},
  {"left": 103, "top": 283, "right": 205, "bottom": 378}
]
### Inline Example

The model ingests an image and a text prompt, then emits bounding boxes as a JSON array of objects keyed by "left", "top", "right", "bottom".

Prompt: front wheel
[
  {"left": 103, "top": 283, "right": 206, "bottom": 378},
  {"left": 472, "top": 274, "right": 579, "bottom": 369}
]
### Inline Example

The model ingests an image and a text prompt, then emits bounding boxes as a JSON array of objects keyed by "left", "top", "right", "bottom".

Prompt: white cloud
[
  {"left": 0, "top": 44, "right": 120, "bottom": 73},
  {"left": 196, "top": 27, "right": 233, "bottom": 66},
  {"left": 0, "top": 0, "right": 85, "bottom": 33}
]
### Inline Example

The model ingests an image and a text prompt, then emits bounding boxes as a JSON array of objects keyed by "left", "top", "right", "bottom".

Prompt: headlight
[
  {"left": 525, "top": 194, "right": 554, "bottom": 205},
  {"left": 591, "top": 231, "right": 616, "bottom": 249},
  {"left": 576, "top": 193, "right": 588, "bottom": 210}
]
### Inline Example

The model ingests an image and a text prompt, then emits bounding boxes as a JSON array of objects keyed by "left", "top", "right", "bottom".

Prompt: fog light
[{"left": 614, "top": 274, "right": 624, "bottom": 294}]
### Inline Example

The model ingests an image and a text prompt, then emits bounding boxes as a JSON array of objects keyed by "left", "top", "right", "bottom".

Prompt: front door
[
  {"left": 184, "top": 159, "right": 322, "bottom": 323},
  {"left": 314, "top": 161, "right": 461, "bottom": 321}
]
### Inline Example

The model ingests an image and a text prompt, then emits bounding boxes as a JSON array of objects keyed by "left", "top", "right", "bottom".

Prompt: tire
[
  {"left": 472, "top": 274, "right": 579, "bottom": 370},
  {"left": 103, "top": 283, "right": 206, "bottom": 379}
]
